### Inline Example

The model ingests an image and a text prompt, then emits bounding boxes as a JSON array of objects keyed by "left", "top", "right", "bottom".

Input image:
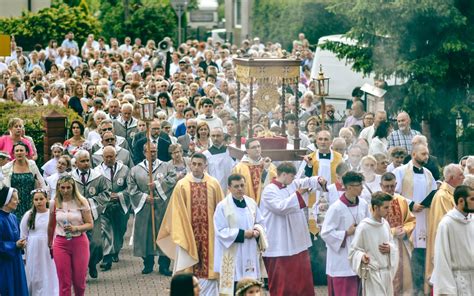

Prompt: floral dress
[{"left": 11, "top": 172, "right": 35, "bottom": 220}]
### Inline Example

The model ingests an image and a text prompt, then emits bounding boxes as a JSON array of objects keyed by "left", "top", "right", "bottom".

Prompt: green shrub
[{"left": 0, "top": 3, "right": 100, "bottom": 51}]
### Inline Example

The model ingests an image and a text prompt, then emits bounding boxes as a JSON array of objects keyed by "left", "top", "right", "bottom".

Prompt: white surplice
[
  {"left": 203, "top": 148, "right": 235, "bottom": 193},
  {"left": 260, "top": 176, "right": 322, "bottom": 257},
  {"left": 430, "top": 209, "right": 474, "bottom": 296},
  {"left": 321, "top": 198, "right": 370, "bottom": 277},
  {"left": 349, "top": 217, "right": 399, "bottom": 296},
  {"left": 360, "top": 174, "right": 382, "bottom": 205},
  {"left": 20, "top": 210, "right": 59, "bottom": 296},
  {"left": 214, "top": 195, "right": 263, "bottom": 288}
]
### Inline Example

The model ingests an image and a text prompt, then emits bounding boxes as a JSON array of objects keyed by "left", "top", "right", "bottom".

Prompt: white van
[{"left": 310, "top": 35, "right": 374, "bottom": 115}]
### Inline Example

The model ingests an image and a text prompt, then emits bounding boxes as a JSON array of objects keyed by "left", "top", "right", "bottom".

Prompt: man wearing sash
[
  {"left": 95, "top": 146, "right": 130, "bottom": 271},
  {"left": 321, "top": 171, "right": 370, "bottom": 295},
  {"left": 113, "top": 103, "right": 138, "bottom": 147},
  {"left": 91, "top": 131, "right": 134, "bottom": 168},
  {"left": 380, "top": 172, "right": 416, "bottom": 295},
  {"left": 72, "top": 150, "right": 110, "bottom": 279},
  {"left": 203, "top": 127, "right": 235, "bottom": 193},
  {"left": 393, "top": 143, "right": 436, "bottom": 295},
  {"left": 425, "top": 164, "right": 464, "bottom": 292},
  {"left": 213, "top": 174, "right": 265, "bottom": 296},
  {"left": 157, "top": 153, "right": 224, "bottom": 296},
  {"left": 128, "top": 143, "right": 176, "bottom": 275},
  {"left": 232, "top": 139, "right": 277, "bottom": 204},
  {"left": 303, "top": 129, "right": 343, "bottom": 285},
  {"left": 430, "top": 185, "right": 474, "bottom": 295},
  {"left": 260, "top": 162, "right": 327, "bottom": 296}
]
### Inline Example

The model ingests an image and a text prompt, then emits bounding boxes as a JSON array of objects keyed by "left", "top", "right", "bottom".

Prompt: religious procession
[{"left": 0, "top": 1, "right": 473, "bottom": 296}]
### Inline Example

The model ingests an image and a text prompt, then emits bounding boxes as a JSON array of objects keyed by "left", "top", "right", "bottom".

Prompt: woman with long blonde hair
[{"left": 47, "top": 174, "right": 93, "bottom": 296}]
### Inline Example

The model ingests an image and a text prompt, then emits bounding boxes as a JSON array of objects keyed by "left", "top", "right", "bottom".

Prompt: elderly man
[
  {"left": 425, "top": 164, "right": 465, "bottom": 291},
  {"left": 91, "top": 119, "right": 130, "bottom": 154},
  {"left": 92, "top": 131, "right": 133, "bottom": 168},
  {"left": 113, "top": 103, "right": 138, "bottom": 147},
  {"left": 177, "top": 118, "right": 198, "bottom": 156},
  {"left": 203, "top": 127, "right": 235, "bottom": 192},
  {"left": 359, "top": 110, "right": 387, "bottom": 144},
  {"left": 72, "top": 150, "right": 110, "bottom": 279},
  {"left": 387, "top": 112, "right": 421, "bottom": 153},
  {"left": 95, "top": 146, "right": 131, "bottom": 271},
  {"left": 332, "top": 137, "right": 347, "bottom": 159}
]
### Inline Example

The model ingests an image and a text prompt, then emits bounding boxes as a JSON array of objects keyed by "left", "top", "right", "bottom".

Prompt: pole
[
  {"left": 236, "top": 81, "right": 241, "bottom": 148},
  {"left": 321, "top": 96, "right": 326, "bottom": 130},
  {"left": 146, "top": 121, "right": 156, "bottom": 251}
]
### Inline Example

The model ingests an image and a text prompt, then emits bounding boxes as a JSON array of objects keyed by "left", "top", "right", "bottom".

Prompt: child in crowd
[
  {"left": 235, "top": 278, "right": 264, "bottom": 296},
  {"left": 20, "top": 189, "right": 59, "bottom": 296}
]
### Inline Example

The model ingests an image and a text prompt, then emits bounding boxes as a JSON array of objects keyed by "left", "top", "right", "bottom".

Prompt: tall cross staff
[{"left": 139, "top": 97, "right": 158, "bottom": 250}]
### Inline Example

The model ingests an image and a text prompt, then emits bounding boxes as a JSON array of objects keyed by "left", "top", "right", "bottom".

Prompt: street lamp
[
  {"left": 138, "top": 97, "right": 157, "bottom": 250},
  {"left": 171, "top": 0, "right": 189, "bottom": 46},
  {"left": 314, "top": 65, "right": 330, "bottom": 129}
]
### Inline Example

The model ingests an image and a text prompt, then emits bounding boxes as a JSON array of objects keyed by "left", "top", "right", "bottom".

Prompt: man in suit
[
  {"left": 177, "top": 118, "right": 198, "bottom": 156},
  {"left": 133, "top": 119, "right": 172, "bottom": 163},
  {"left": 91, "top": 119, "right": 130, "bottom": 154}
]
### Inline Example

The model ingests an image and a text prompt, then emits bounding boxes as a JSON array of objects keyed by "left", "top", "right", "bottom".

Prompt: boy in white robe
[
  {"left": 214, "top": 174, "right": 265, "bottom": 296},
  {"left": 430, "top": 185, "right": 474, "bottom": 295},
  {"left": 321, "top": 170, "right": 370, "bottom": 295},
  {"left": 349, "top": 191, "right": 399, "bottom": 296}
]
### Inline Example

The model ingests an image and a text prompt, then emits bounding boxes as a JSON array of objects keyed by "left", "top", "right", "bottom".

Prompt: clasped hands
[{"left": 244, "top": 228, "right": 260, "bottom": 239}]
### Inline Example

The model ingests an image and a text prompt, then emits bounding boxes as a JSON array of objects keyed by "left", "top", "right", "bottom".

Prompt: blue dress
[{"left": 0, "top": 209, "right": 29, "bottom": 296}]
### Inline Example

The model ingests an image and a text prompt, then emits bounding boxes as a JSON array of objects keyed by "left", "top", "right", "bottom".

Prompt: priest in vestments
[
  {"left": 232, "top": 138, "right": 276, "bottom": 204},
  {"left": 321, "top": 171, "right": 371, "bottom": 296},
  {"left": 303, "top": 130, "right": 343, "bottom": 285},
  {"left": 260, "top": 162, "right": 327, "bottom": 296},
  {"left": 157, "top": 153, "right": 224, "bottom": 296},
  {"left": 213, "top": 174, "right": 265, "bottom": 296},
  {"left": 425, "top": 164, "right": 464, "bottom": 290},
  {"left": 203, "top": 127, "right": 235, "bottom": 193},
  {"left": 393, "top": 144, "right": 436, "bottom": 295},
  {"left": 349, "top": 191, "right": 399, "bottom": 296},
  {"left": 380, "top": 172, "right": 416, "bottom": 295},
  {"left": 430, "top": 185, "right": 474, "bottom": 295},
  {"left": 0, "top": 187, "right": 28, "bottom": 296}
]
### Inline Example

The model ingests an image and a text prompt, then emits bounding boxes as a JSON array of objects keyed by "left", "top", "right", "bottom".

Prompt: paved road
[{"left": 86, "top": 219, "right": 328, "bottom": 295}]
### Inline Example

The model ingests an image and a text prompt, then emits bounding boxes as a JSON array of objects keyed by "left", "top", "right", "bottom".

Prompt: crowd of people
[{"left": 0, "top": 31, "right": 473, "bottom": 296}]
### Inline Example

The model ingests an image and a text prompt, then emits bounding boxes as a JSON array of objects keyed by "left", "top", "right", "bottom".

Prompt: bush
[
  {"left": 0, "top": 3, "right": 101, "bottom": 51},
  {"left": 0, "top": 102, "right": 82, "bottom": 166},
  {"left": 99, "top": 0, "right": 177, "bottom": 44}
]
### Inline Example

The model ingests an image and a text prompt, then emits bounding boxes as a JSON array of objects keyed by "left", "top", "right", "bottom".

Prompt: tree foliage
[
  {"left": 322, "top": 0, "right": 474, "bottom": 162},
  {"left": 0, "top": 3, "right": 100, "bottom": 50},
  {"left": 252, "top": 0, "right": 351, "bottom": 49},
  {"left": 98, "top": 0, "right": 178, "bottom": 43}
]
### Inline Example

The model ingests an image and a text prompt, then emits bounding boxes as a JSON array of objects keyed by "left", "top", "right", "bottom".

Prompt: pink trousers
[{"left": 53, "top": 234, "right": 90, "bottom": 296}]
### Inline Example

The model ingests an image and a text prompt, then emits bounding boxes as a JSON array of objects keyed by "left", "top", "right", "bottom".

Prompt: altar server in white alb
[
  {"left": 430, "top": 185, "right": 474, "bottom": 296},
  {"left": 320, "top": 171, "right": 370, "bottom": 296},
  {"left": 213, "top": 174, "right": 266, "bottom": 296},
  {"left": 259, "top": 162, "right": 327, "bottom": 296},
  {"left": 349, "top": 191, "right": 399, "bottom": 296}
]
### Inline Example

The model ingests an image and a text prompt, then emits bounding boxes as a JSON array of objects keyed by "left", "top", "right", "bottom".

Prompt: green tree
[
  {"left": 0, "top": 3, "right": 100, "bottom": 50},
  {"left": 252, "top": 0, "right": 351, "bottom": 49},
  {"left": 98, "top": 0, "right": 177, "bottom": 44},
  {"left": 322, "top": 0, "right": 474, "bottom": 163}
]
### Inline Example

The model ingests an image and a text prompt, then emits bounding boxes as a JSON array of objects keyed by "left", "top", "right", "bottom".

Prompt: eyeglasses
[
  {"left": 101, "top": 127, "right": 113, "bottom": 132},
  {"left": 104, "top": 138, "right": 115, "bottom": 142}
]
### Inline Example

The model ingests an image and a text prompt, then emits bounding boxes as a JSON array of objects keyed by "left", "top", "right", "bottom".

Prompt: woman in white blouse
[{"left": 369, "top": 121, "right": 392, "bottom": 155}]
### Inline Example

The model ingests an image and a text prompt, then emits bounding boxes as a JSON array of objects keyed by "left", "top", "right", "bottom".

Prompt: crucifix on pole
[{"left": 171, "top": 0, "right": 189, "bottom": 45}]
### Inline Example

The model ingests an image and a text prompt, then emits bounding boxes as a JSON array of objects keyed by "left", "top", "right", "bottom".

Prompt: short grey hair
[
  {"left": 463, "top": 174, "right": 474, "bottom": 188},
  {"left": 443, "top": 163, "right": 462, "bottom": 180},
  {"left": 74, "top": 149, "right": 90, "bottom": 160}
]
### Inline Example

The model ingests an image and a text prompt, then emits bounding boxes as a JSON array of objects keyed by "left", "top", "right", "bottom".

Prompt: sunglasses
[{"left": 104, "top": 138, "right": 115, "bottom": 142}]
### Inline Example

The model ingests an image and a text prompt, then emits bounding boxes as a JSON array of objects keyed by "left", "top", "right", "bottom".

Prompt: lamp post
[
  {"left": 314, "top": 65, "right": 330, "bottom": 129},
  {"left": 138, "top": 97, "right": 157, "bottom": 250},
  {"left": 171, "top": 0, "right": 189, "bottom": 46}
]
